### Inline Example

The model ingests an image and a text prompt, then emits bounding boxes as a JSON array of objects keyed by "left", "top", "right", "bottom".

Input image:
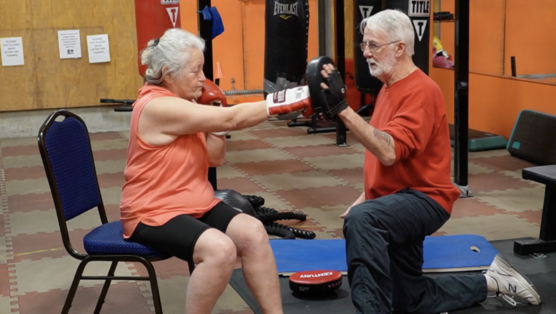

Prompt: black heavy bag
[
  {"left": 354, "top": 0, "right": 384, "bottom": 95},
  {"left": 385, "top": 0, "right": 430, "bottom": 74},
  {"left": 264, "top": 0, "right": 309, "bottom": 95},
  {"left": 214, "top": 189, "right": 256, "bottom": 216}
]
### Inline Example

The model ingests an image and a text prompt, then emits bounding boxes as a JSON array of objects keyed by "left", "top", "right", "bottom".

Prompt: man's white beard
[{"left": 368, "top": 56, "right": 396, "bottom": 78}]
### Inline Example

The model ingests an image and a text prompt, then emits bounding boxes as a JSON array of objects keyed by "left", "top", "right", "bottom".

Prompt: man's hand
[
  {"left": 306, "top": 56, "right": 348, "bottom": 121},
  {"left": 320, "top": 64, "right": 349, "bottom": 119},
  {"left": 340, "top": 206, "right": 353, "bottom": 219},
  {"left": 341, "top": 192, "right": 366, "bottom": 219}
]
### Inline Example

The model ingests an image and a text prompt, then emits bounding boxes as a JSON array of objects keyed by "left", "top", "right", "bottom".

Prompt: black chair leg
[
  {"left": 93, "top": 261, "right": 118, "bottom": 314},
  {"left": 62, "top": 260, "right": 90, "bottom": 314},
  {"left": 142, "top": 260, "right": 163, "bottom": 314}
]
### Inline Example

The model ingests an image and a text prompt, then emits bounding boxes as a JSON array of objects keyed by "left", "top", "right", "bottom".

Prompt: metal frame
[
  {"left": 38, "top": 109, "right": 195, "bottom": 314},
  {"left": 514, "top": 166, "right": 556, "bottom": 255},
  {"left": 453, "top": 0, "right": 470, "bottom": 197},
  {"left": 198, "top": 0, "right": 219, "bottom": 190}
]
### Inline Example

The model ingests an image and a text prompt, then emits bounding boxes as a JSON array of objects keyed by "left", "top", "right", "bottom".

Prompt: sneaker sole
[{"left": 494, "top": 255, "right": 541, "bottom": 305}]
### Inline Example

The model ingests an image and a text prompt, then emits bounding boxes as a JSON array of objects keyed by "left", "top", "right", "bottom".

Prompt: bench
[{"left": 514, "top": 165, "right": 556, "bottom": 255}]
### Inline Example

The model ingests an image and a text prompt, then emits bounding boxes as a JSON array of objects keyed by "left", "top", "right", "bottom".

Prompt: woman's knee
[
  {"left": 193, "top": 229, "right": 237, "bottom": 267},
  {"left": 228, "top": 214, "right": 269, "bottom": 254}
]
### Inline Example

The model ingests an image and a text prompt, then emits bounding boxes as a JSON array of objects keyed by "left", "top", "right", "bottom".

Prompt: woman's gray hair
[
  {"left": 360, "top": 9, "right": 415, "bottom": 56},
  {"left": 141, "top": 28, "right": 205, "bottom": 85}
]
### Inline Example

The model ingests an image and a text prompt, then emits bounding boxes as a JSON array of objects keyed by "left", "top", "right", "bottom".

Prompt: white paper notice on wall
[
  {"left": 58, "top": 30, "right": 82, "bottom": 59},
  {"left": 1, "top": 37, "right": 25, "bottom": 66},
  {"left": 86, "top": 34, "right": 111, "bottom": 63}
]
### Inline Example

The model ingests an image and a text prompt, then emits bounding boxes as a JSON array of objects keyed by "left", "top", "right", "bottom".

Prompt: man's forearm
[
  {"left": 338, "top": 107, "right": 396, "bottom": 165},
  {"left": 351, "top": 192, "right": 366, "bottom": 208}
]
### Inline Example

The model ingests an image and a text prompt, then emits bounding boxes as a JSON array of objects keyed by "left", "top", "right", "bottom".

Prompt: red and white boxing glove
[
  {"left": 266, "top": 86, "right": 313, "bottom": 117},
  {"left": 197, "top": 79, "right": 228, "bottom": 107}
]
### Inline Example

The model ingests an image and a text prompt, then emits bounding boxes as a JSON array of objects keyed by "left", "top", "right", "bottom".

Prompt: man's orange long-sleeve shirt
[{"left": 364, "top": 69, "right": 460, "bottom": 213}]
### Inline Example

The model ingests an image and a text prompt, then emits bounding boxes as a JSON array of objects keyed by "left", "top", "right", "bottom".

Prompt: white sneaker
[{"left": 485, "top": 254, "right": 541, "bottom": 305}]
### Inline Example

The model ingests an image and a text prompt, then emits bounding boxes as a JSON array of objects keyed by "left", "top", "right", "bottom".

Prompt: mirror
[{"left": 432, "top": 0, "right": 556, "bottom": 84}]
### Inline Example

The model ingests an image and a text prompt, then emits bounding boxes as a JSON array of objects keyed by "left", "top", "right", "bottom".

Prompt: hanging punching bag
[
  {"left": 354, "top": 0, "right": 384, "bottom": 95},
  {"left": 135, "top": 0, "right": 181, "bottom": 78},
  {"left": 264, "top": 0, "right": 310, "bottom": 95},
  {"left": 385, "top": 0, "right": 430, "bottom": 74}
]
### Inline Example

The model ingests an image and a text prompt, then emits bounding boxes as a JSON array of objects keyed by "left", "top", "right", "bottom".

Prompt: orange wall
[
  {"left": 504, "top": 0, "right": 556, "bottom": 76},
  {"left": 432, "top": 66, "right": 556, "bottom": 138},
  {"left": 180, "top": 0, "right": 318, "bottom": 97},
  {"left": 431, "top": 0, "right": 556, "bottom": 138}
]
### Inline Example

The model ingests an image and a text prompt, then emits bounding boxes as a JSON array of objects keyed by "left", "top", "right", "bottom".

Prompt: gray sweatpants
[{"left": 343, "top": 188, "right": 488, "bottom": 314}]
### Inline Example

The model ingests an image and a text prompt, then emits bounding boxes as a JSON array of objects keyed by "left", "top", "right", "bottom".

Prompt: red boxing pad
[{"left": 289, "top": 270, "right": 343, "bottom": 294}]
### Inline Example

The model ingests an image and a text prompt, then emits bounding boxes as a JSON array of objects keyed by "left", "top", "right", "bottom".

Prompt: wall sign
[
  {"left": 1, "top": 37, "right": 24, "bottom": 66},
  {"left": 87, "top": 34, "right": 111, "bottom": 63},
  {"left": 408, "top": 0, "right": 430, "bottom": 17},
  {"left": 58, "top": 29, "right": 82, "bottom": 59}
]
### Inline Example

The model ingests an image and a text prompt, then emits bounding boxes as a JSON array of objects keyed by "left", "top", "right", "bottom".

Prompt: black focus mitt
[{"left": 306, "top": 56, "right": 348, "bottom": 120}]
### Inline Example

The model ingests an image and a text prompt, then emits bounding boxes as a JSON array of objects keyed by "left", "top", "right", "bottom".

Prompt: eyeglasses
[{"left": 360, "top": 40, "right": 400, "bottom": 52}]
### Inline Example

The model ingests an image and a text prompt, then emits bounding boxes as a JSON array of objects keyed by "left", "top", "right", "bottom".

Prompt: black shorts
[{"left": 130, "top": 202, "right": 241, "bottom": 262}]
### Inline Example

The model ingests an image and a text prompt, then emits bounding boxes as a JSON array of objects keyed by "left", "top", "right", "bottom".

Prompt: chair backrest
[{"left": 38, "top": 109, "right": 108, "bottom": 258}]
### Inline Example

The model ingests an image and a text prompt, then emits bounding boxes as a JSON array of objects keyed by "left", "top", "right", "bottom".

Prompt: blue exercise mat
[{"left": 270, "top": 234, "right": 498, "bottom": 275}]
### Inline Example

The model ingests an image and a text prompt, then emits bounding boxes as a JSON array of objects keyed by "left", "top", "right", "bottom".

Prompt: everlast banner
[{"left": 264, "top": 0, "right": 309, "bottom": 96}]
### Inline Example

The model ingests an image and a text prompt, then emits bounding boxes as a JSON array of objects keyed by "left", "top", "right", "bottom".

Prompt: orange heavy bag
[{"left": 135, "top": 0, "right": 181, "bottom": 77}]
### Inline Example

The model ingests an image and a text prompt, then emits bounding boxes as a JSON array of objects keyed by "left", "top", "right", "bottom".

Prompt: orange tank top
[{"left": 120, "top": 84, "right": 220, "bottom": 238}]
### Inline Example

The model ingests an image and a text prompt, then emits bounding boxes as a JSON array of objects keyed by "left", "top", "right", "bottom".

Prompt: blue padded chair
[{"left": 38, "top": 109, "right": 195, "bottom": 313}]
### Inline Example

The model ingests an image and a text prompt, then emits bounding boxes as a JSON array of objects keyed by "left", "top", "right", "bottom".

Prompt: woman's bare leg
[
  {"left": 185, "top": 229, "right": 237, "bottom": 314},
  {"left": 226, "top": 214, "right": 283, "bottom": 314}
]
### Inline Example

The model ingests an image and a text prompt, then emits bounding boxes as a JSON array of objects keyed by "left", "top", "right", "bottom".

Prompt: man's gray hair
[
  {"left": 360, "top": 9, "right": 415, "bottom": 56},
  {"left": 141, "top": 28, "right": 205, "bottom": 84}
]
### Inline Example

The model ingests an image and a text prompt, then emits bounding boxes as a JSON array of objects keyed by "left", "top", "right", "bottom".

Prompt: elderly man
[{"left": 315, "top": 9, "right": 541, "bottom": 314}]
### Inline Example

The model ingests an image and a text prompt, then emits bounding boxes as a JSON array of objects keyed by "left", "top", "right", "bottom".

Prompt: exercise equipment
[
  {"left": 507, "top": 109, "right": 556, "bottom": 166},
  {"left": 214, "top": 190, "right": 315, "bottom": 239},
  {"left": 263, "top": 0, "right": 309, "bottom": 97},
  {"left": 514, "top": 165, "right": 556, "bottom": 255},
  {"left": 353, "top": 0, "right": 383, "bottom": 95},
  {"left": 287, "top": 0, "right": 350, "bottom": 146},
  {"left": 100, "top": 98, "right": 134, "bottom": 112},
  {"left": 270, "top": 239, "right": 346, "bottom": 275},
  {"left": 306, "top": 56, "right": 346, "bottom": 121},
  {"left": 243, "top": 194, "right": 316, "bottom": 240},
  {"left": 214, "top": 189, "right": 256, "bottom": 216},
  {"left": 289, "top": 270, "right": 343, "bottom": 294},
  {"left": 385, "top": 0, "right": 430, "bottom": 74},
  {"left": 230, "top": 238, "right": 556, "bottom": 314},
  {"left": 423, "top": 234, "right": 498, "bottom": 272},
  {"left": 448, "top": 125, "right": 507, "bottom": 152},
  {"left": 269, "top": 235, "right": 498, "bottom": 275},
  {"left": 135, "top": 0, "right": 181, "bottom": 77}
]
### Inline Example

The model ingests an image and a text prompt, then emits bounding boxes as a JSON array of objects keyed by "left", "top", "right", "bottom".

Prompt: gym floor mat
[
  {"left": 229, "top": 238, "right": 556, "bottom": 314},
  {"left": 269, "top": 234, "right": 499, "bottom": 275}
]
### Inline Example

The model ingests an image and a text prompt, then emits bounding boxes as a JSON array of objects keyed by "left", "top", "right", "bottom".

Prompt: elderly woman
[{"left": 120, "top": 28, "right": 310, "bottom": 314}]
